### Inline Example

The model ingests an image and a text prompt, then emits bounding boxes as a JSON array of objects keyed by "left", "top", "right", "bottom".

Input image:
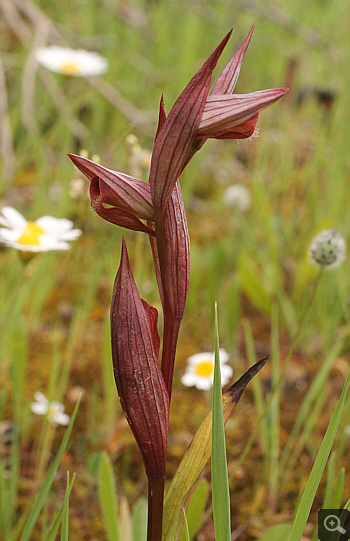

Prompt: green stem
[{"left": 229, "top": 268, "right": 324, "bottom": 480}]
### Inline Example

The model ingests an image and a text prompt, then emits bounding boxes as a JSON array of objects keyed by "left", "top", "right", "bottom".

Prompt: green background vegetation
[{"left": 0, "top": 0, "right": 349, "bottom": 539}]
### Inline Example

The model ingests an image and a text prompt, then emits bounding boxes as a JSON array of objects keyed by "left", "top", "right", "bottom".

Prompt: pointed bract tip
[
  {"left": 121, "top": 237, "right": 128, "bottom": 259},
  {"left": 67, "top": 153, "right": 90, "bottom": 169},
  {"left": 247, "top": 24, "right": 255, "bottom": 41},
  {"left": 226, "top": 355, "right": 269, "bottom": 404},
  {"left": 67, "top": 153, "right": 79, "bottom": 163},
  {"left": 222, "top": 28, "right": 233, "bottom": 47}
]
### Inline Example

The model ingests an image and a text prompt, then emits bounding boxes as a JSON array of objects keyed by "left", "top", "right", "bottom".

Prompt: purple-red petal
[
  {"left": 149, "top": 31, "right": 232, "bottom": 210},
  {"left": 90, "top": 178, "right": 155, "bottom": 236},
  {"left": 69, "top": 154, "right": 153, "bottom": 220},
  {"left": 210, "top": 25, "right": 254, "bottom": 95},
  {"left": 197, "top": 88, "right": 289, "bottom": 136}
]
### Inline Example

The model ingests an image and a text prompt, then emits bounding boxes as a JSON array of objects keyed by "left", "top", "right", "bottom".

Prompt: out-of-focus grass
[{"left": 0, "top": 0, "right": 349, "bottom": 539}]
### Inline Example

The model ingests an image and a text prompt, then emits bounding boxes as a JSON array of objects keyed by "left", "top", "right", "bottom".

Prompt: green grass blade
[
  {"left": 258, "top": 523, "right": 292, "bottom": 541},
  {"left": 181, "top": 510, "right": 190, "bottom": 541},
  {"left": 211, "top": 303, "right": 231, "bottom": 541},
  {"left": 44, "top": 475, "right": 75, "bottom": 541},
  {"left": 323, "top": 452, "right": 336, "bottom": 509},
  {"left": 163, "top": 357, "right": 267, "bottom": 541},
  {"left": 287, "top": 373, "right": 350, "bottom": 541},
  {"left": 280, "top": 340, "right": 343, "bottom": 473},
  {"left": 98, "top": 451, "right": 119, "bottom": 541},
  {"left": 268, "top": 305, "right": 280, "bottom": 510},
  {"left": 60, "top": 472, "right": 70, "bottom": 541},
  {"left": 132, "top": 497, "right": 147, "bottom": 541},
  {"left": 19, "top": 398, "right": 80, "bottom": 541},
  {"left": 331, "top": 468, "right": 345, "bottom": 509},
  {"left": 179, "top": 479, "right": 208, "bottom": 541},
  {"left": 242, "top": 320, "right": 267, "bottom": 452}
]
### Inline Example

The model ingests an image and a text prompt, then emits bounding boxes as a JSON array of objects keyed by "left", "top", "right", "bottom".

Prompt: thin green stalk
[
  {"left": 212, "top": 303, "right": 231, "bottom": 541},
  {"left": 287, "top": 374, "right": 350, "bottom": 541},
  {"left": 279, "top": 339, "right": 344, "bottom": 473},
  {"left": 268, "top": 304, "right": 280, "bottom": 513},
  {"left": 229, "top": 268, "right": 324, "bottom": 481}
]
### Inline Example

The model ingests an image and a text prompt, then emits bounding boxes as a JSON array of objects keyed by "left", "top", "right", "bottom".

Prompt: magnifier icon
[{"left": 324, "top": 514, "right": 346, "bottom": 535}]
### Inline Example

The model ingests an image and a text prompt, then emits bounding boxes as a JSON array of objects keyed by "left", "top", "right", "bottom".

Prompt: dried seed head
[{"left": 309, "top": 229, "right": 346, "bottom": 269}]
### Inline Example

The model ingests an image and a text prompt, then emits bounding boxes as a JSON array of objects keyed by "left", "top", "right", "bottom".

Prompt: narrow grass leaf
[
  {"left": 19, "top": 398, "right": 80, "bottom": 541},
  {"left": 323, "top": 452, "right": 336, "bottom": 509},
  {"left": 268, "top": 305, "right": 280, "bottom": 510},
  {"left": 60, "top": 472, "right": 70, "bottom": 541},
  {"left": 280, "top": 340, "right": 344, "bottom": 473},
  {"left": 119, "top": 496, "right": 132, "bottom": 541},
  {"left": 182, "top": 510, "right": 190, "bottom": 541},
  {"left": 242, "top": 320, "right": 267, "bottom": 452},
  {"left": 163, "top": 357, "right": 267, "bottom": 541},
  {"left": 44, "top": 502, "right": 66, "bottom": 541},
  {"left": 132, "top": 497, "right": 147, "bottom": 541},
  {"left": 44, "top": 473, "right": 75, "bottom": 541},
  {"left": 287, "top": 373, "right": 350, "bottom": 541},
  {"left": 237, "top": 252, "right": 271, "bottom": 314},
  {"left": 331, "top": 468, "right": 345, "bottom": 509},
  {"left": 258, "top": 523, "right": 292, "bottom": 541},
  {"left": 212, "top": 303, "right": 231, "bottom": 541},
  {"left": 98, "top": 452, "right": 119, "bottom": 541},
  {"left": 179, "top": 479, "right": 208, "bottom": 541}
]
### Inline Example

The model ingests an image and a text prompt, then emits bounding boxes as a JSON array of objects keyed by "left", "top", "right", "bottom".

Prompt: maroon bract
[{"left": 111, "top": 240, "right": 169, "bottom": 480}]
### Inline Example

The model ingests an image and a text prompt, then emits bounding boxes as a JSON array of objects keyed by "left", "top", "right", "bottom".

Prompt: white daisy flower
[
  {"left": 30, "top": 392, "right": 70, "bottom": 427},
  {"left": 35, "top": 46, "right": 108, "bottom": 76},
  {"left": 181, "top": 348, "right": 233, "bottom": 391},
  {"left": 309, "top": 229, "right": 346, "bottom": 269},
  {"left": 223, "top": 184, "right": 251, "bottom": 212},
  {"left": 0, "top": 206, "right": 81, "bottom": 252}
]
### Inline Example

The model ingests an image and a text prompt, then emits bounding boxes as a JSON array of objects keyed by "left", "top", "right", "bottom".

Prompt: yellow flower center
[
  {"left": 17, "top": 222, "right": 45, "bottom": 246},
  {"left": 60, "top": 61, "right": 81, "bottom": 74},
  {"left": 195, "top": 361, "right": 214, "bottom": 378}
]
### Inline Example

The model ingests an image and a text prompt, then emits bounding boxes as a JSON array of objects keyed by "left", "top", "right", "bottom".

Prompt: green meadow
[{"left": 0, "top": 0, "right": 349, "bottom": 539}]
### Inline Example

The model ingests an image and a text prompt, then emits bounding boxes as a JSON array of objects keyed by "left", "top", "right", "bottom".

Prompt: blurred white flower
[
  {"left": 69, "top": 177, "right": 88, "bottom": 200},
  {"left": 224, "top": 184, "right": 251, "bottom": 212},
  {"left": 181, "top": 349, "right": 233, "bottom": 390},
  {"left": 0, "top": 206, "right": 81, "bottom": 252},
  {"left": 309, "top": 229, "right": 346, "bottom": 269},
  {"left": 35, "top": 46, "right": 108, "bottom": 76},
  {"left": 30, "top": 392, "right": 70, "bottom": 427},
  {"left": 126, "top": 134, "right": 152, "bottom": 178}
]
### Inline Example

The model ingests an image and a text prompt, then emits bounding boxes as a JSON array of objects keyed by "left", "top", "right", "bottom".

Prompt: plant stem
[
  {"left": 229, "top": 267, "right": 324, "bottom": 480},
  {"left": 162, "top": 315, "right": 181, "bottom": 400},
  {"left": 154, "top": 207, "right": 180, "bottom": 400},
  {"left": 147, "top": 476, "right": 165, "bottom": 541}
]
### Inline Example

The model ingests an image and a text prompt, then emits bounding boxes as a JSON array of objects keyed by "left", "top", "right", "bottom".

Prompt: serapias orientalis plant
[{"left": 69, "top": 25, "right": 288, "bottom": 541}]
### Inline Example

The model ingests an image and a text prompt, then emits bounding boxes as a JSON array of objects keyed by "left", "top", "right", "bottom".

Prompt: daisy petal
[
  {"left": 0, "top": 229, "right": 22, "bottom": 243},
  {"left": 218, "top": 348, "right": 230, "bottom": 364},
  {"left": 35, "top": 216, "right": 74, "bottom": 233},
  {"left": 181, "top": 372, "right": 198, "bottom": 387},
  {"left": 33, "top": 391, "right": 48, "bottom": 403},
  {"left": 31, "top": 402, "right": 48, "bottom": 415},
  {"left": 0, "top": 207, "right": 27, "bottom": 229},
  {"left": 187, "top": 352, "right": 213, "bottom": 366},
  {"left": 53, "top": 412, "right": 70, "bottom": 426},
  {"left": 195, "top": 378, "right": 213, "bottom": 391}
]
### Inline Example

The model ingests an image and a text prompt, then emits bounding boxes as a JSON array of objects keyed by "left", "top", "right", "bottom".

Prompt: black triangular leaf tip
[{"left": 226, "top": 355, "right": 269, "bottom": 404}]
